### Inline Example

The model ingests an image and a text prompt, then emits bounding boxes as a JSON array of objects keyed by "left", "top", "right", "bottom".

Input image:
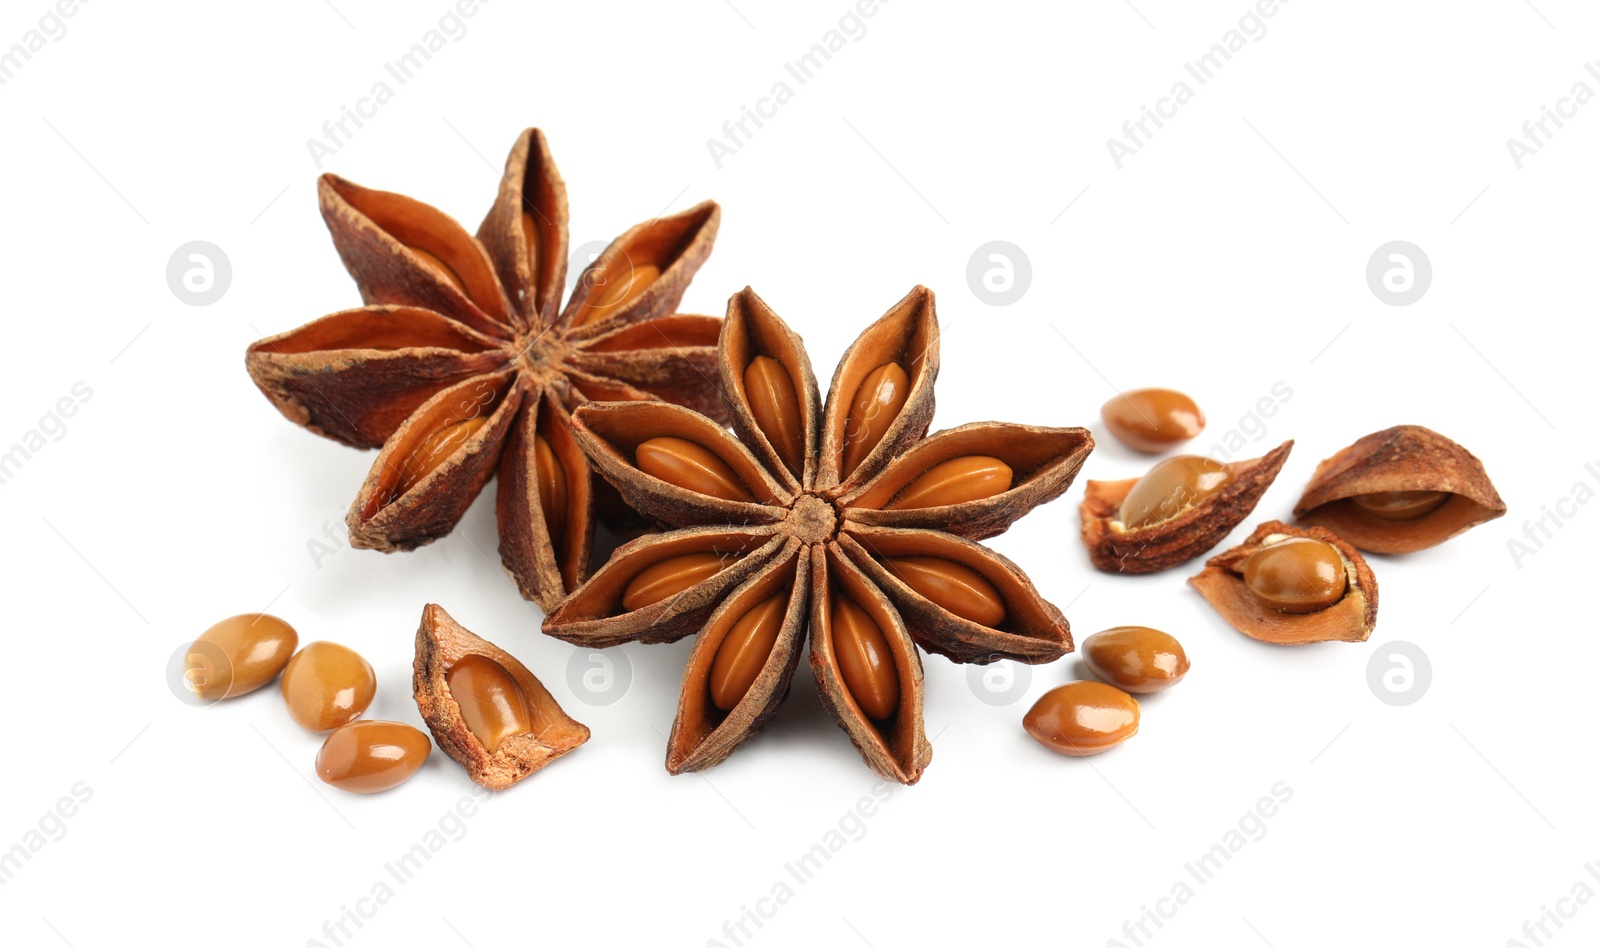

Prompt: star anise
[
  {"left": 543, "top": 287, "right": 1094, "bottom": 783},
  {"left": 246, "top": 129, "right": 726, "bottom": 609}
]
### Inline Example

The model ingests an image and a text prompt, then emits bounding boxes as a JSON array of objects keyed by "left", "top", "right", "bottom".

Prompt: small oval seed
[
  {"left": 1350, "top": 490, "right": 1450, "bottom": 521},
  {"left": 1243, "top": 537, "right": 1348, "bottom": 614},
  {"left": 830, "top": 595, "right": 899, "bottom": 721},
  {"left": 840, "top": 363, "right": 910, "bottom": 477},
  {"left": 280, "top": 641, "right": 377, "bottom": 731},
  {"left": 636, "top": 436, "right": 754, "bottom": 502},
  {"left": 1023, "top": 682, "right": 1140, "bottom": 756},
  {"left": 1118, "top": 455, "right": 1231, "bottom": 529},
  {"left": 744, "top": 356, "right": 805, "bottom": 476},
  {"left": 1100, "top": 388, "right": 1205, "bottom": 453},
  {"left": 884, "top": 456, "right": 1013, "bottom": 510},
  {"left": 410, "top": 246, "right": 467, "bottom": 294},
  {"left": 577, "top": 262, "right": 661, "bottom": 324},
  {"left": 884, "top": 556, "right": 1006, "bottom": 626},
  {"left": 534, "top": 434, "right": 568, "bottom": 542},
  {"left": 395, "top": 417, "right": 487, "bottom": 499},
  {"left": 622, "top": 552, "right": 729, "bottom": 612},
  {"left": 708, "top": 594, "right": 787, "bottom": 711},
  {"left": 186, "top": 614, "right": 298, "bottom": 701},
  {"left": 520, "top": 210, "right": 541, "bottom": 280},
  {"left": 1082, "top": 626, "right": 1190, "bottom": 694},
  {"left": 447, "top": 654, "right": 534, "bottom": 753},
  {"left": 316, "top": 721, "right": 432, "bottom": 794}
]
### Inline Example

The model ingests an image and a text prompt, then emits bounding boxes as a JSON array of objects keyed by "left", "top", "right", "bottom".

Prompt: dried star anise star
[
  {"left": 246, "top": 129, "right": 726, "bottom": 609},
  {"left": 543, "top": 287, "right": 1095, "bottom": 783}
]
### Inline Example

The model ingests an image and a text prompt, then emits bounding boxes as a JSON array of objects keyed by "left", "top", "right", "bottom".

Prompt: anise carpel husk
[
  {"left": 245, "top": 128, "right": 725, "bottom": 610},
  {"left": 543, "top": 286, "right": 1095, "bottom": 783},
  {"left": 1189, "top": 521, "right": 1378, "bottom": 645}
]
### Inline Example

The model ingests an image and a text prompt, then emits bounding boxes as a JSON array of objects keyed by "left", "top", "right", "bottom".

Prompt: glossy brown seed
[
  {"left": 1081, "top": 626, "right": 1190, "bottom": 694},
  {"left": 1023, "top": 681, "right": 1140, "bottom": 757},
  {"left": 519, "top": 211, "right": 542, "bottom": 279},
  {"left": 280, "top": 641, "right": 377, "bottom": 731},
  {"left": 1349, "top": 490, "right": 1451, "bottom": 521},
  {"left": 840, "top": 362, "right": 910, "bottom": 477},
  {"left": 744, "top": 356, "right": 805, "bottom": 475},
  {"left": 708, "top": 594, "right": 786, "bottom": 711},
  {"left": 884, "top": 556, "right": 1006, "bottom": 626},
  {"left": 447, "top": 654, "right": 534, "bottom": 753},
  {"left": 316, "top": 721, "right": 432, "bottom": 794},
  {"left": 636, "top": 436, "right": 754, "bottom": 502},
  {"left": 621, "top": 552, "right": 729, "bottom": 612},
  {"left": 575, "top": 263, "right": 660, "bottom": 325},
  {"left": 884, "top": 455, "right": 1013, "bottom": 510},
  {"left": 1243, "top": 538, "right": 1348, "bottom": 614},
  {"left": 186, "top": 614, "right": 298, "bottom": 701},
  {"left": 830, "top": 595, "right": 899, "bottom": 721},
  {"left": 1100, "top": 388, "right": 1205, "bottom": 453},
  {"left": 395, "top": 417, "right": 486, "bottom": 499},
  {"left": 410, "top": 246, "right": 466, "bottom": 294},
  {"left": 1118, "top": 455, "right": 1231, "bottom": 529},
  {"left": 534, "top": 434, "right": 568, "bottom": 542}
]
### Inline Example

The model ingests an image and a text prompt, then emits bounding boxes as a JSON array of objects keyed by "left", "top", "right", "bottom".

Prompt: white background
[{"left": 2, "top": 1, "right": 1596, "bottom": 946}]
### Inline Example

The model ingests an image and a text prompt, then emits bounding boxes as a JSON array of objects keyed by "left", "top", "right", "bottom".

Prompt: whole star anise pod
[
  {"left": 245, "top": 129, "right": 725, "bottom": 609},
  {"left": 543, "top": 287, "right": 1094, "bottom": 783}
]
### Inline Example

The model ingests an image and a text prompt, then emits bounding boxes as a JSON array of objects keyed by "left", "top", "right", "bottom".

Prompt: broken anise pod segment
[
  {"left": 185, "top": 614, "right": 298, "bottom": 701},
  {"left": 667, "top": 553, "right": 810, "bottom": 775},
  {"left": 280, "top": 642, "right": 377, "bottom": 731},
  {"left": 719, "top": 287, "right": 825, "bottom": 486},
  {"left": 1079, "top": 440, "right": 1293, "bottom": 574},
  {"left": 1293, "top": 425, "right": 1506, "bottom": 554},
  {"left": 839, "top": 422, "right": 1095, "bottom": 540},
  {"left": 1189, "top": 521, "right": 1378, "bottom": 645},
  {"left": 1023, "top": 682, "right": 1140, "bottom": 757},
  {"left": 1081, "top": 626, "right": 1189, "bottom": 694},
  {"left": 841, "top": 526, "right": 1071, "bottom": 664},
  {"left": 316, "top": 721, "right": 432, "bottom": 794},
  {"left": 414, "top": 604, "right": 589, "bottom": 790},
  {"left": 809, "top": 546, "right": 930, "bottom": 784},
  {"left": 1100, "top": 388, "right": 1205, "bottom": 454},
  {"left": 818, "top": 286, "right": 939, "bottom": 489},
  {"left": 562, "top": 201, "right": 720, "bottom": 330}
]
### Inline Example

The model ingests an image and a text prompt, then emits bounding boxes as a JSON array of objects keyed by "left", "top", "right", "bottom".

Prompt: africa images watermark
[
  {"left": 306, "top": 0, "right": 492, "bottom": 169},
  {"left": 1505, "top": 61, "right": 1600, "bottom": 170},
  {"left": 705, "top": 0, "right": 890, "bottom": 170},
  {"left": 0, "top": 781, "right": 93, "bottom": 887},
  {"left": 1506, "top": 460, "right": 1599, "bottom": 569},
  {"left": 1504, "top": 862, "right": 1600, "bottom": 948},
  {"left": 0, "top": 0, "right": 89, "bottom": 89},
  {"left": 1105, "top": 0, "right": 1293, "bottom": 170},
  {"left": 0, "top": 381, "right": 93, "bottom": 488}
]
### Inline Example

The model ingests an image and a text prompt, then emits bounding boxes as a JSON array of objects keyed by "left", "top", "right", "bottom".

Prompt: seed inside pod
[
  {"left": 1081, "top": 626, "right": 1189, "bottom": 694},
  {"left": 447, "top": 654, "right": 535, "bottom": 753},
  {"left": 841, "top": 362, "right": 910, "bottom": 477},
  {"left": 185, "top": 614, "right": 298, "bottom": 701},
  {"left": 830, "top": 595, "right": 899, "bottom": 721},
  {"left": 621, "top": 552, "right": 730, "bottom": 612},
  {"left": 708, "top": 594, "right": 787, "bottom": 711},
  {"left": 743, "top": 355, "right": 805, "bottom": 476},
  {"left": 395, "top": 417, "right": 487, "bottom": 500},
  {"left": 576, "top": 263, "right": 660, "bottom": 324},
  {"left": 636, "top": 436, "right": 754, "bottom": 502},
  {"left": 884, "top": 556, "right": 1006, "bottom": 626},
  {"left": 884, "top": 456, "right": 1013, "bottom": 510},
  {"left": 410, "top": 246, "right": 467, "bottom": 294},
  {"left": 1118, "top": 455, "right": 1231, "bottom": 529},
  {"left": 316, "top": 720, "right": 432, "bottom": 793},
  {"left": 280, "top": 641, "right": 376, "bottom": 731},
  {"left": 1242, "top": 537, "right": 1348, "bottom": 614},
  {"left": 1023, "top": 681, "right": 1139, "bottom": 757},
  {"left": 1100, "top": 388, "right": 1204, "bottom": 453},
  {"left": 1349, "top": 490, "right": 1450, "bottom": 521},
  {"left": 519, "top": 211, "right": 541, "bottom": 277},
  {"left": 534, "top": 434, "right": 568, "bottom": 542}
]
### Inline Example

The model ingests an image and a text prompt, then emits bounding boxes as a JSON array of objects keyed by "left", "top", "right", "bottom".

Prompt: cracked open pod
[
  {"left": 1188, "top": 521, "right": 1378, "bottom": 644},
  {"left": 414, "top": 604, "right": 589, "bottom": 790},
  {"left": 543, "top": 286, "right": 1094, "bottom": 783},
  {"left": 1079, "top": 441, "right": 1292, "bottom": 573},
  {"left": 1294, "top": 425, "right": 1506, "bottom": 554}
]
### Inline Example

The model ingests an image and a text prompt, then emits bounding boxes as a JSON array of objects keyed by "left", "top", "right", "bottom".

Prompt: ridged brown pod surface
[
  {"left": 1293, "top": 425, "right": 1505, "bottom": 554},
  {"left": 414, "top": 603, "right": 589, "bottom": 790},
  {"left": 1188, "top": 521, "right": 1378, "bottom": 644},
  {"left": 245, "top": 128, "right": 727, "bottom": 610},
  {"left": 544, "top": 286, "right": 1094, "bottom": 783},
  {"left": 1079, "top": 442, "right": 1293, "bottom": 573}
]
